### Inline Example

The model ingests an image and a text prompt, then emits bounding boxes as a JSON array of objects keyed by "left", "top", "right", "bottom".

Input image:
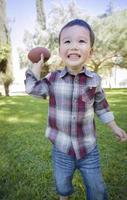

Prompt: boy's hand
[
  {"left": 112, "top": 126, "right": 127, "bottom": 142},
  {"left": 31, "top": 54, "right": 44, "bottom": 79},
  {"left": 107, "top": 120, "right": 127, "bottom": 142}
]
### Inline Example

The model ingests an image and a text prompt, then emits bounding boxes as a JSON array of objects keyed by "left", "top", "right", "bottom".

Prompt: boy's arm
[
  {"left": 106, "top": 120, "right": 127, "bottom": 142},
  {"left": 95, "top": 92, "right": 127, "bottom": 142},
  {"left": 25, "top": 55, "right": 50, "bottom": 97},
  {"left": 94, "top": 75, "right": 127, "bottom": 142}
]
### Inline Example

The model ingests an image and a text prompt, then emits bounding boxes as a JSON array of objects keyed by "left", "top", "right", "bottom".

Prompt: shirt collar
[
  {"left": 59, "top": 67, "right": 68, "bottom": 78},
  {"left": 84, "top": 67, "right": 94, "bottom": 78},
  {"left": 60, "top": 66, "right": 94, "bottom": 78}
]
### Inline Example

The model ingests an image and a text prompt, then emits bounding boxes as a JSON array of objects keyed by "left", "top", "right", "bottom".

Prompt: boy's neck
[{"left": 67, "top": 66, "right": 84, "bottom": 76}]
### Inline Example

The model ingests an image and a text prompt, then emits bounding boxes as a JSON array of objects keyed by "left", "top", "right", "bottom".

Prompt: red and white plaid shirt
[{"left": 25, "top": 66, "right": 114, "bottom": 159}]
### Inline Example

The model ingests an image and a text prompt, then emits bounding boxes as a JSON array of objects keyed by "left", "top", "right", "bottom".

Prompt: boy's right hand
[{"left": 31, "top": 54, "right": 44, "bottom": 79}]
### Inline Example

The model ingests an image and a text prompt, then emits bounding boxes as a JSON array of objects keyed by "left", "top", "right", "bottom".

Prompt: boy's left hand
[
  {"left": 107, "top": 120, "right": 127, "bottom": 142},
  {"left": 112, "top": 126, "right": 127, "bottom": 142}
]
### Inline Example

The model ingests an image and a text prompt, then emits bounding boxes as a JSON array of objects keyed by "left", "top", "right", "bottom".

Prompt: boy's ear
[
  {"left": 89, "top": 48, "right": 93, "bottom": 59},
  {"left": 90, "top": 48, "right": 93, "bottom": 56},
  {"left": 59, "top": 47, "right": 62, "bottom": 57},
  {"left": 87, "top": 48, "right": 93, "bottom": 63}
]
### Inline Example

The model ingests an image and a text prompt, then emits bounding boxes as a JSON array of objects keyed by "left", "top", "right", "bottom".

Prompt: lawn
[{"left": 0, "top": 89, "right": 127, "bottom": 200}]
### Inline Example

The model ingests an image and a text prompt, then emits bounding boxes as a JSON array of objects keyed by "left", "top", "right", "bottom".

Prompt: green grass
[{"left": 0, "top": 89, "right": 127, "bottom": 200}]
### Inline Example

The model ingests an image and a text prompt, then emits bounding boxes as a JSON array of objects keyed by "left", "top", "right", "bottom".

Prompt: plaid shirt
[{"left": 25, "top": 66, "right": 114, "bottom": 159}]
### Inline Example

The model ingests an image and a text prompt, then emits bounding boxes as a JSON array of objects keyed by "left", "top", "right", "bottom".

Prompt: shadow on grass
[
  {"left": 0, "top": 96, "right": 57, "bottom": 200},
  {"left": 0, "top": 120, "right": 58, "bottom": 200}
]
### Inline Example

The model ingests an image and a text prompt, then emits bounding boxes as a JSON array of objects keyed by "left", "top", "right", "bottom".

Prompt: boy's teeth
[{"left": 68, "top": 54, "right": 80, "bottom": 58}]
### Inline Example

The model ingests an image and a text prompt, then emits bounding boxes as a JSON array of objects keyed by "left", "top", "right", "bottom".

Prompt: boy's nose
[{"left": 70, "top": 42, "right": 78, "bottom": 49}]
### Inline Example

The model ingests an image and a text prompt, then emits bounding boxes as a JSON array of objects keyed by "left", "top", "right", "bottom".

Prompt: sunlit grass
[{"left": 0, "top": 90, "right": 127, "bottom": 200}]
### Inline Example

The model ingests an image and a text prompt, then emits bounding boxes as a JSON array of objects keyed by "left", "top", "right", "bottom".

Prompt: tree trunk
[
  {"left": 4, "top": 82, "right": 9, "bottom": 96},
  {"left": 0, "top": 0, "right": 13, "bottom": 96},
  {"left": 36, "top": 0, "right": 46, "bottom": 30}
]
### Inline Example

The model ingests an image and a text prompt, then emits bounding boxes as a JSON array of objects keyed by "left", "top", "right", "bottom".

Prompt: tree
[
  {"left": 88, "top": 9, "right": 127, "bottom": 75},
  {"left": 36, "top": 0, "right": 46, "bottom": 30},
  {"left": 19, "top": 0, "right": 50, "bottom": 77},
  {"left": 0, "top": 0, "right": 13, "bottom": 96}
]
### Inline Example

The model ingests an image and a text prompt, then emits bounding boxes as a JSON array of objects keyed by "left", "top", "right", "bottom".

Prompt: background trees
[{"left": 18, "top": 0, "right": 127, "bottom": 83}]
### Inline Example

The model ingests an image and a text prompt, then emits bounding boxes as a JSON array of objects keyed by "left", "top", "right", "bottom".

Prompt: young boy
[{"left": 25, "top": 19, "right": 127, "bottom": 200}]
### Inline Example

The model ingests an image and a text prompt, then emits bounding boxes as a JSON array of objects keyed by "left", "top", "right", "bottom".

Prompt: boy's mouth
[{"left": 67, "top": 53, "right": 81, "bottom": 59}]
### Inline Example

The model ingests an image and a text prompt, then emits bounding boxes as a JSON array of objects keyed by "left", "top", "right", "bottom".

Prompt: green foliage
[
  {"left": 89, "top": 9, "right": 127, "bottom": 73},
  {"left": 0, "top": 89, "right": 127, "bottom": 200},
  {"left": 0, "top": 44, "right": 11, "bottom": 61}
]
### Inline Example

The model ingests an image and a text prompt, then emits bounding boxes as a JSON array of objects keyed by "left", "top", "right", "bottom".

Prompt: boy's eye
[
  {"left": 64, "top": 40, "right": 70, "bottom": 44},
  {"left": 79, "top": 40, "right": 86, "bottom": 43}
]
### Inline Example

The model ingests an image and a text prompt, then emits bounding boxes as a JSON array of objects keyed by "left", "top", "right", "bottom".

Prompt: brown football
[{"left": 28, "top": 47, "right": 50, "bottom": 63}]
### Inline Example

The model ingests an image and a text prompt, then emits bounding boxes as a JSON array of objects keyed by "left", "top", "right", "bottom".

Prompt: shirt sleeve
[
  {"left": 94, "top": 76, "right": 114, "bottom": 123},
  {"left": 24, "top": 69, "right": 50, "bottom": 98}
]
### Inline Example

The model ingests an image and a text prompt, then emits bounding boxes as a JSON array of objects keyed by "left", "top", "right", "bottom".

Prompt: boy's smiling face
[{"left": 59, "top": 25, "right": 93, "bottom": 73}]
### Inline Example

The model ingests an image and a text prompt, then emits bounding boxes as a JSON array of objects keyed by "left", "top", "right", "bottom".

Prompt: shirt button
[
  {"left": 73, "top": 116, "right": 76, "bottom": 120},
  {"left": 73, "top": 97, "right": 76, "bottom": 101},
  {"left": 74, "top": 78, "right": 78, "bottom": 82}
]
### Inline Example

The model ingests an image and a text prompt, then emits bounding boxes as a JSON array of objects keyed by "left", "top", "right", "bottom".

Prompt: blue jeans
[{"left": 52, "top": 145, "right": 108, "bottom": 200}]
